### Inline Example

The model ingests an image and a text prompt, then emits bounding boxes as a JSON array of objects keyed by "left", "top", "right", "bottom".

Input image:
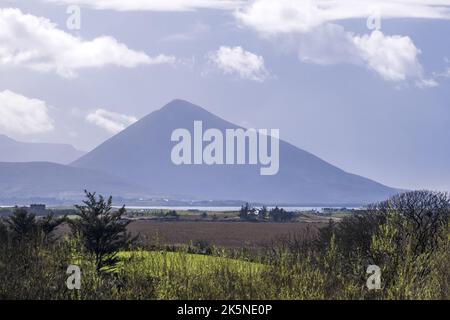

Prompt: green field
[
  {"left": 115, "top": 251, "right": 266, "bottom": 300},
  {"left": 118, "top": 250, "right": 263, "bottom": 276}
]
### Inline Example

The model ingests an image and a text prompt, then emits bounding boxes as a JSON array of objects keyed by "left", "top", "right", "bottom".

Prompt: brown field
[{"left": 127, "top": 220, "right": 325, "bottom": 248}]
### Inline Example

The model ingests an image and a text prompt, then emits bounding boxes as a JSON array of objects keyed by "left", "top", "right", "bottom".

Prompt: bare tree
[{"left": 374, "top": 190, "right": 450, "bottom": 255}]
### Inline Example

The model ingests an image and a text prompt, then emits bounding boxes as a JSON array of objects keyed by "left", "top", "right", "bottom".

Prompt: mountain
[
  {"left": 0, "top": 162, "right": 150, "bottom": 202},
  {"left": 72, "top": 99, "right": 398, "bottom": 205},
  {"left": 0, "top": 135, "right": 85, "bottom": 164}
]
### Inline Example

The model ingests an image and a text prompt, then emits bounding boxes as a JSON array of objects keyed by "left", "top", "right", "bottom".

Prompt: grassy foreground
[
  {"left": 0, "top": 190, "right": 449, "bottom": 300},
  {"left": 2, "top": 223, "right": 447, "bottom": 300}
]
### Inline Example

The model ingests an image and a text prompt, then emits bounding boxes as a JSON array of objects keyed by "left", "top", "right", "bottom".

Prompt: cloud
[
  {"left": 163, "top": 21, "right": 210, "bottom": 42},
  {"left": 235, "top": 1, "right": 440, "bottom": 87},
  {"left": 45, "top": 0, "right": 242, "bottom": 11},
  {"left": 235, "top": 0, "right": 450, "bottom": 35},
  {"left": 0, "top": 8, "right": 176, "bottom": 77},
  {"left": 86, "top": 109, "right": 138, "bottom": 134},
  {"left": 0, "top": 90, "right": 54, "bottom": 135},
  {"left": 353, "top": 30, "right": 436, "bottom": 86},
  {"left": 296, "top": 24, "right": 359, "bottom": 65},
  {"left": 208, "top": 46, "right": 269, "bottom": 81},
  {"left": 296, "top": 25, "right": 435, "bottom": 86},
  {"left": 434, "top": 58, "right": 450, "bottom": 79}
]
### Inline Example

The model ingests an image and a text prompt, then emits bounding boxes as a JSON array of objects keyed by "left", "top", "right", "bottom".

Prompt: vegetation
[
  {"left": 0, "top": 190, "right": 448, "bottom": 300},
  {"left": 239, "top": 202, "right": 256, "bottom": 220},
  {"left": 268, "top": 206, "right": 296, "bottom": 222},
  {"left": 239, "top": 203, "right": 297, "bottom": 222},
  {"left": 69, "top": 190, "right": 135, "bottom": 272}
]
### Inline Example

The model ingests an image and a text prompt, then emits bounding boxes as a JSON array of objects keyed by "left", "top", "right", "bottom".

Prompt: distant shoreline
[{"left": 1, "top": 204, "right": 361, "bottom": 212}]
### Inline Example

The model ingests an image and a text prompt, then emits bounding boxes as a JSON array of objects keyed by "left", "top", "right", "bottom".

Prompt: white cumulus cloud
[
  {"left": 86, "top": 109, "right": 138, "bottom": 134},
  {"left": 208, "top": 46, "right": 269, "bottom": 81},
  {"left": 235, "top": 0, "right": 450, "bottom": 35},
  {"left": 353, "top": 30, "right": 432, "bottom": 85},
  {"left": 296, "top": 25, "right": 435, "bottom": 86},
  {"left": 0, "top": 8, "right": 176, "bottom": 77},
  {"left": 0, "top": 90, "right": 55, "bottom": 135},
  {"left": 45, "top": 0, "right": 242, "bottom": 11}
]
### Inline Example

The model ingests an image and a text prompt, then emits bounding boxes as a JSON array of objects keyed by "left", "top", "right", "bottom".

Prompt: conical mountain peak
[
  {"left": 159, "top": 99, "right": 209, "bottom": 114},
  {"left": 72, "top": 100, "right": 397, "bottom": 204}
]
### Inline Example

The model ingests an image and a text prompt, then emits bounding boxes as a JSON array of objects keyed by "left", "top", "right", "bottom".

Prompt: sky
[{"left": 0, "top": 0, "right": 450, "bottom": 191}]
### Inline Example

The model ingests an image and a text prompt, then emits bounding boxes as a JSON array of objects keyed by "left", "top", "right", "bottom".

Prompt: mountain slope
[
  {"left": 72, "top": 99, "right": 398, "bottom": 204},
  {"left": 0, "top": 162, "right": 150, "bottom": 201},
  {"left": 0, "top": 135, "right": 85, "bottom": 164}
]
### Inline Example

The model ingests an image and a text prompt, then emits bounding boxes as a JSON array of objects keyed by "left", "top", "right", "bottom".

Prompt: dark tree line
[{"left": 239, "top": 203, "right": 297, "bottom": 222}]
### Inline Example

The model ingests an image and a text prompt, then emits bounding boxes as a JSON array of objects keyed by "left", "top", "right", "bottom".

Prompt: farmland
[
  {"left": 57, "top": 207, "right": 346, "bottom": 249},
  {"left": 127, "top": 220, "right": 323, "bottom": 248}
]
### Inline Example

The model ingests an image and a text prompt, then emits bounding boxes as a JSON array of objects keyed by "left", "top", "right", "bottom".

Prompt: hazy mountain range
[
  {"left": 0, "top": 162, "right": 151, "bottom": 204},
  {"left": 0, "top": 134, "right": 85, "bottom": 164},
  {"left": 0, "top": 100, "right": 398, "bottom": 205}
]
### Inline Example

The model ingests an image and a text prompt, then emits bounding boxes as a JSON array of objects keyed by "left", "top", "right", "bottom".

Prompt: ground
[{"left": 127, "top": 220, "right": 324, "bottom": 248}]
